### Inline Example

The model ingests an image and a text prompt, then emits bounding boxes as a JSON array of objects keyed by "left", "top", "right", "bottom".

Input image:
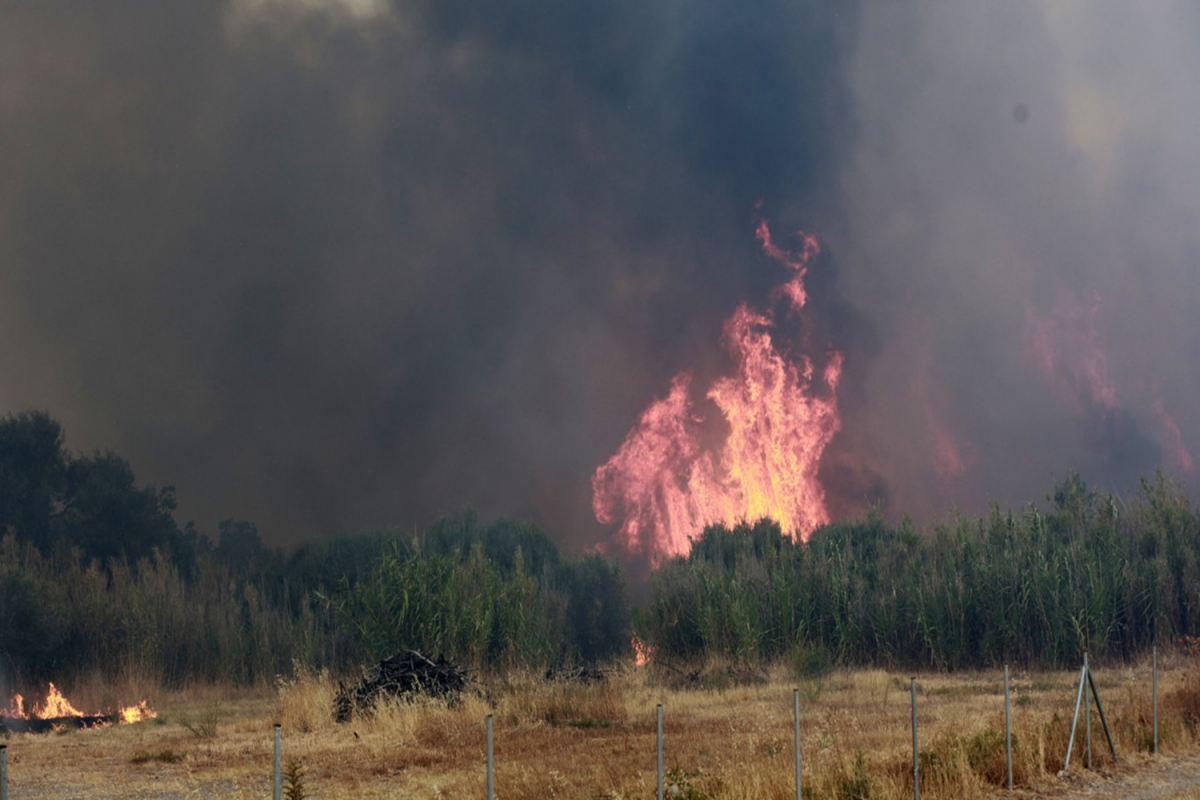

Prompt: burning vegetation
[
  {"left": 592, "top": 222, "right": 842, "bottom": 561},
  {"left": 0, "top": 683, "right": 155, "bottom": 734}
]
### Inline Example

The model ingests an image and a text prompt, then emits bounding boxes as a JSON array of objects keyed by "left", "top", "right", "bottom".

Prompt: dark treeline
[
  {"left": 639, "top": 472, "right": 1200, "bottom": 670},
  {"left": 0, "top": 511, "right": 630, "bottom": 687},
  {"left": 0, "top": 412, "right": 630, "bottom": 687},
  {"left": 2, "top": 410, "right": 1200, "bottom": 688}
]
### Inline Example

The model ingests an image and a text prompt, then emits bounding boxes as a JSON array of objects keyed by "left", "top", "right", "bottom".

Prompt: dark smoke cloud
[
  {"left": 0, "top": 0, "right": 859, "bottom": 546},
  {"left": 4, "top": 1, "right": 1194, "bottom": 550}
]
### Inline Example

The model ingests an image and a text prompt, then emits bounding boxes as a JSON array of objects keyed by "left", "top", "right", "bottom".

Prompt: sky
[{"left": 1, "top": 1, "right": 1197, "bottom": 551}]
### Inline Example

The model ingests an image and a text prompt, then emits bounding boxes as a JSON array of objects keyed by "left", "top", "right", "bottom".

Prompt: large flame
[{"left": 592, "top": 223, "right": 842, "bottom": 561}]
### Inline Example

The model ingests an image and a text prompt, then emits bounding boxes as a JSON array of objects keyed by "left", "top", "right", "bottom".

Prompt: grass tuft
[
  {"left": 130, "top": 748, "right": 185, "bottom": 764},
  {"left": 178, "top": 703, "right": 222, "bottom": 738}
]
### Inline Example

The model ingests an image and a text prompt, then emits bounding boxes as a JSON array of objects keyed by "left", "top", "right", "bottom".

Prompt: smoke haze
[{"left": 1, "top": 1, "right": 1196, "bottom": 548}]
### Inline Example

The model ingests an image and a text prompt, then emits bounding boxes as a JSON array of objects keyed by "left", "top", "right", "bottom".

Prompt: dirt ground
[
  {"left": 1051, "top": 753, "right": 1200, "bottom": 799},
  {"left": 1, "top": 661, "right": 1197, "bottom": 799}
]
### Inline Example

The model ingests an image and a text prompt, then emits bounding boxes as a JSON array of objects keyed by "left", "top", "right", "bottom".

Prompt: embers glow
[{"left": 593, "top": 223, "right": 842, "bottom": 562}]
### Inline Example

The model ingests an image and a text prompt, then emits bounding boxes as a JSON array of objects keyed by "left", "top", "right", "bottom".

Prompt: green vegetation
[
  {"left": 1, "top": 409, "right": 1200, "bottom": 688},
  {"left": 639, "top": 471, "right": 1200, "bottom": 669},
  {"left": 0, "top": 412, "right": 631, "bottom": 685}
]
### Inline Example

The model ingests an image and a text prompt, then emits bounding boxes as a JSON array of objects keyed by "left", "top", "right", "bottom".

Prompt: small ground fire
[{"left": 1, "top": 683, "right": 156, "bottom": 734}]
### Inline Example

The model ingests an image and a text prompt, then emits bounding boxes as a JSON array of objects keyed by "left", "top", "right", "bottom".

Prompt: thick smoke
[
  {"left": 0, "top": 0, "right": 858, "bottom": 545},
  {"left": 1, "top": 2, "right": 1196, "bottom": 549},
  {"left": 828, "top": 3, "right": 1200, "bottom": 519}
]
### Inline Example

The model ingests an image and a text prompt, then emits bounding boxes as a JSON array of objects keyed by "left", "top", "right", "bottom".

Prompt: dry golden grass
[{"left": 3, "top": 654, "right": 1199, "bottom": 798}]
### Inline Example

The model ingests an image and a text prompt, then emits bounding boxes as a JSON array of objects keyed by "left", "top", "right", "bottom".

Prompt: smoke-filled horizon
[{"left": 1, "top": 1, "right": 1196, "bottom": 551}]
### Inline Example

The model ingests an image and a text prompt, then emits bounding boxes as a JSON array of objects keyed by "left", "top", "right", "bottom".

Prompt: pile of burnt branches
[{"left": 334, "top": 650, "right": 471, "bottom": 722}]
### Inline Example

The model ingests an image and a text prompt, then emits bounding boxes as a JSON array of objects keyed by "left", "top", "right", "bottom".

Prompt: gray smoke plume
[
  {"left": 0, "top": 1, "right": 1195, "bottom": 548},
  {"left": 829, "top": 3, "right": 1200, "bottom": 519}
]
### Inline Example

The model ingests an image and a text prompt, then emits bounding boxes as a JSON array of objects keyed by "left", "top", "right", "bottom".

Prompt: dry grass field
[{"left": 3, "top": 651, "right": 1200, "bottom": 799}]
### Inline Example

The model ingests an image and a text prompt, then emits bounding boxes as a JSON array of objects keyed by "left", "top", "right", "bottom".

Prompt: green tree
[
  {"left": 59, "top": 452, "right": 181, "bottom": 566},
  {"left": 0, "top": 411, "right": 67, "bottom": 550}
]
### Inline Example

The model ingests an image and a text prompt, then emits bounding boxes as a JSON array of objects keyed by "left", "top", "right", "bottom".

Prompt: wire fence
[{"left": 0, "top": 648, "right": 1165, "bottom": 798}]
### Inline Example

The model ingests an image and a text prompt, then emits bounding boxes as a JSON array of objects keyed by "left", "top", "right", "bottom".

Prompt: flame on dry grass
[
  {"left": 3, "top": 682, "right": 156, "bottom": 725},
  {"left": 35, "top": 683, "right": 85, "bottom": 718},
  {"left": 120, "top": 700, "right": 158, "bottom": 724}
]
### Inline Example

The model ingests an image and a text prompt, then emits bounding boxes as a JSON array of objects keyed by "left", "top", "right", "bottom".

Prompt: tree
[
  {"left": 58, "top": 452, "right": 181, "bottom": 565},
  {"left": 0, "top": 411, "right": 67, "bottom": 550},
  {"left": 215, "top": 518, "right": 268, "bottom": 577}
]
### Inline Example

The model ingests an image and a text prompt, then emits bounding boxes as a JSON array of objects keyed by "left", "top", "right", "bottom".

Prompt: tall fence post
[
  {"left": 1085, "top": 653, "right": 1093, "bottom": 769},
  {"left": 1064, "top": 660, "right": 1087, "bottom": 772},
  {"left": 911, "top": 677, "right": 920, "bottom": 800},
  {"left": 1, "top": 743, "right": 7, "bottom": 800},
  {"left": 657, "top": 704, "right": 664, "bottom": 800},
  {"left": 1153, "top": 645, "right": 1159, "bottom": 756},
  {"left": 1004, "top": 664, "right": 1013, "bottom": 790},
  {"left": 486, "top": 714, "right": 494, "bottom": 800},
  {"left": 273, "top": 723, "right": 282, "bottom": 800},
  {"left": 794, "top": 688, "right": 802, "bottom": 800},
  {"left": 1086, "top": 663, "right": 1118, "bottom": 763}
]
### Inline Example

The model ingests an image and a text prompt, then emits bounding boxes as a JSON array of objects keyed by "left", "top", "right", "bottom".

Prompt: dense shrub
[{"left": 639, "top": 472, "right": 1200, "bottom": 669}]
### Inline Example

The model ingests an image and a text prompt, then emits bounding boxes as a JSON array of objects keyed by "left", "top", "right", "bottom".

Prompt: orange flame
[
  {"left": 119, "top": 700, "right": 158, "bottom": 724},
  {"left": 34, "top": 683, "right": 84, "bottom": 719},
  {"left": 593, "top": 223, "right": 842, "bottom": 561},
  {"left": 2, "top": 683, "right": 156, "bottom": 725},
  {"left": 631, "top": 635, "right": 654, "bottom": 667},
  {"left": 4, "top": 694, "right": 25, "bottom": 718}
]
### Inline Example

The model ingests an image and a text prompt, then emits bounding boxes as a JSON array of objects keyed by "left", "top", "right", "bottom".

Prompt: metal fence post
[
  {"left": 657, "top": 704, "right": 664, "bottom": 800},
  {"left": 1, "top": 743, "right": 7, "bottom": 800},
  {"left": 1153, "top": 645, "right": 1159, "bottom": 755},
  {"left": 1004, "top": 665, "right": 1013, "bottom": 790},
  {"left": 911, "top": 677, "right": 920, "bottom": 800},
  {"left": 1064, "top": 661, "right": 1087, "bottom": 772},
  {"left": 273, "top": 723, "right": 282, "bottom": 800},
  {"left": 794, "top": 688, "right": 802, "bottom": 800},
  {"left": 1084, "top": 653, "right": 1092, "bottom": 769},
  {"left": 487, "top": 714, "right": 494, "bottom": 800},
  {"left": 1085, "top": 663, "right": 1118, "bottom": 763}
]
